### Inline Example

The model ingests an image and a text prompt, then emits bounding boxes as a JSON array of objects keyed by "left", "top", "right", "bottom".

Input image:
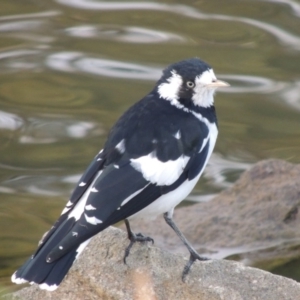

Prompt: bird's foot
[
  {"left": 182, "top": 251, "right": 209, "bottom": 281},
  {"left": 123, "top": 232, "right": 154, "bottom": 264}
]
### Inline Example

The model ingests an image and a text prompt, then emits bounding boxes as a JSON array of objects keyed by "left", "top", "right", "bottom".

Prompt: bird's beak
[{"left": 207, "top": 80, "right": 230, "bottom": 88}]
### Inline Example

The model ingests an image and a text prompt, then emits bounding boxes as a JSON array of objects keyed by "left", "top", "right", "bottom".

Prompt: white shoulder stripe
[
  {"left": 191, "top": 112, "right": 218, "bottom": 154},
  {"left": 120, "top": 184, "right": 150, "bottom": 207},
  {"left": 199, "top": 136, "right": 209, "bottom": 153},
  {"left": 191, "top": 111, "right": 210, "bottom": 125}
]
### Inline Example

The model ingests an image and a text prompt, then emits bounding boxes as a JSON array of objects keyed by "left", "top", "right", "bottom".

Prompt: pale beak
[{"left": 207, "top": 79, "right": 230, "bottom": 88}]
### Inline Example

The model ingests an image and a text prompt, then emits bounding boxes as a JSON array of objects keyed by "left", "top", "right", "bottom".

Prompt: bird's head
[{"left": 156, "top": 58, "right": 229, "bottom": 109}]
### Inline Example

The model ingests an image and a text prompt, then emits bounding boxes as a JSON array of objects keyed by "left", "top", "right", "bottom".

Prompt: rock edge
[{"left": 7, "top": 226, "right": 300, "bottom": 300}]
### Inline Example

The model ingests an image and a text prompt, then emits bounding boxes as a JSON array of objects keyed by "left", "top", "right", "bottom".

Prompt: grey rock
[
  {"left": 126, "top": 159, "right": 300, "bottom": 269},
  {"left": 7, "top": 226, "right": 300, "bottom": 300},
  {"left": 7, "top": 159, "right": 300, "bottom": 299}
]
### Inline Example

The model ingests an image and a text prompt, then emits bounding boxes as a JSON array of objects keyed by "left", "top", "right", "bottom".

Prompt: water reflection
[
  {"left": 56, "top": 0, "right": 176, "bottom": 11},
  {"left": 187, "top": 154, "right": 252, "bottom": 202},
  {"left": 0, "top": 111, "right": 23, "bottom": 130},
  {"left": 261, "top": 0, "right": 300, "bottom": 18},
  {"left": 0, "top": 50, "right": 41, "bottom": 73},
  {"left": 279, "top": 80, "right": 300, "bottom": 110},
  {"left": 0, "top": 21, "right": 45, "bottom": 32},
  {"left": 75, "top": 57, "right": 162, "bottom": 80},
  {"left": 0, "top": 10, "right": 60, "bottom": 21},
  {"left": 45, "top": 52, "right": 82, "bottom": 72},
  {"left": 0, "top": 175, "right": 68, "bottom": 196},
  {"left": 66, "top": 25, "right": 184, "bottom": 43},
  {"left": 47, "top": 52, "right": 289, "bottom": 96},
  {"left": 220, "top": 74, "right": 287, "bottom": 94},
  {"left": 204, "top": 237, "right": 300, "bottom": 263},
  {"left": 205, "top": 153, "right": 252, "bottom": 189},
  {"left": 57, "top": 0, "right": 300, "bottom": 50},
  {"left": 0, "top": 172, "right": 89, "bottom": 197},
  {"left": 183, "top": 10, "right": 300, "bottom": 51},
  {"left": 19, "top": 117, "right": 100, "bottom": 144},
  {"left": 0, "top": 11, "right": 59, "bottom": 44},
  {"left": 46, "top": 52, "right": 162, "bottom": 80}
]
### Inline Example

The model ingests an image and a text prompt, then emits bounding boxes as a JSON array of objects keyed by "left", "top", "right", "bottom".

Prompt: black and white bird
[{"left": 12, "top": 58, "right": 229, "bottom": 291}]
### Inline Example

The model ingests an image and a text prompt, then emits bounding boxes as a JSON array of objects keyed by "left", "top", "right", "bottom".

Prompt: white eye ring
[{"left": 186, "top": 81, "right": 194, "bottom": 88}]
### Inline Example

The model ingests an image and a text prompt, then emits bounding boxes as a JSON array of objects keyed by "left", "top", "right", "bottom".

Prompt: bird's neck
[{"left": 151, "top": 88, "right": 216, "bottom": 122}]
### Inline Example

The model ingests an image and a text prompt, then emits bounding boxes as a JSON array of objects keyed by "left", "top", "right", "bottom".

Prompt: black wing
[{"left": 46, "top": 95, "right": 212, "bottom": 262}]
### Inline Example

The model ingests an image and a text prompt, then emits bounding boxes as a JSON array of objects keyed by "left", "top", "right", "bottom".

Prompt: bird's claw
[
  {"left": 123, "top": 232, "right": 154, "bottom": 264},
  {"left": 135, "top": 233, "right": 154, "bottom": 244},
  {"left": 182, "top": 252, "right": 209, "bottom": 281}
]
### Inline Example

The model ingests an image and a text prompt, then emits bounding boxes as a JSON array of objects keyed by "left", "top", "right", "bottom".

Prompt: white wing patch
[
  {"left": 61, "top": 206, "right": 71, "bottom": 215},
  {"left": 85, "top": 204, "right": 96, "bottom": 210},
  {"left": 130, "top": 152, "right": 189, "bottom": 186},
  {"left": 75, "top": 238, "right": 91, "bottom": 259},
  {"left": 130, "top": 115, "right": 218, "bottom": 220},
  {"left": 60, "top": 200, "right": 73, "bottom": 215},
  {"left": 67, "top": 170, "right": 103, "bottom": 221},
  {"left": 115, "top": 139, "right": 126, "bottom": 154},
  {"left": 84, "top": 213, "right": 103, "bottom": 225},
  {"left": 90, "top": 187, "right": 98, "bottom": 193},
  {"left": 174, "top": 130, "right": 181, "bottom": 139}
]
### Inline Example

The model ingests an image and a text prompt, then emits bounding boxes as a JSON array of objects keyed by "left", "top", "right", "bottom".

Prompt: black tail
[{"left": 11, "top": 217, "right": 90, "bottom": 291}]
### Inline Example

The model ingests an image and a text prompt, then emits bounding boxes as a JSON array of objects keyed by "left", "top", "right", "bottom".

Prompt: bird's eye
[{"left": 186, "top": 81, "right": 195, "bottom": 88}]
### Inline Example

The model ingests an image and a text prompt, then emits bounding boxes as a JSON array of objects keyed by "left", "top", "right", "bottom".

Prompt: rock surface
[
  {"left": 8, "top": 226, "right": 300, "bottom": 300},
  {"left": 126, "top": 159, "right": 300, "bottom": 269},
  {"left": 7, "top": 159, "right": 300, "bottom": 299}
]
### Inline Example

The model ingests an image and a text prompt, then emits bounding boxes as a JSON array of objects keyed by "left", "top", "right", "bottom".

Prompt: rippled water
[{"left": 1, "top": 0, "right": 300, "bottom": 290}]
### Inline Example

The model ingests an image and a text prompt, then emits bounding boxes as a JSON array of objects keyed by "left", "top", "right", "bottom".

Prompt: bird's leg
[
  {"left": 163, "top": 212, "right": 209, "bottom": 281},
  {"left": 123, "top": 219, "right": 154, "bottom": 264}
]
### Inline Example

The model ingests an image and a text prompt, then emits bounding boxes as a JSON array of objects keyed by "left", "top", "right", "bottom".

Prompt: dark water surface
[{"left": 1, "top": 0, "right": 300, "bottom": 290}]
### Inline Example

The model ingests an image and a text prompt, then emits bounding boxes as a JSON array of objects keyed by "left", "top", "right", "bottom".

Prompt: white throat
[
  {"left": 192, "top": 69, "right": 217, "bottom": 108},
  {"left": 192, "top": 86, "right": 215, "bottom": 108}
]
